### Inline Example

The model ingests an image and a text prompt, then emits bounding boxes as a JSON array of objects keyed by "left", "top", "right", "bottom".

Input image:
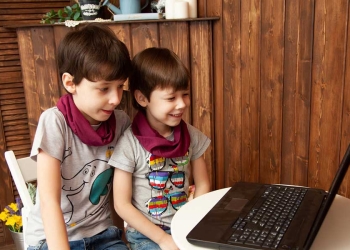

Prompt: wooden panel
[
  {"left": 223, "top": 0, "right": 242, "bottom": 186},
  {"left": 309, "top": 0, "right": 349, "bottom": 190},
  {"left": 189, "top": 21, "right": 214, "bottom": 187},
  {"left": 207, "top": 0, "right": 224, "bottom": 189},
  {"left": 259, "top": 0, "right": 284, "bottom": 184},
  {"left": 16, "top": 28, "right": 41, "bottom": 143},
  {"left": 281, "top": 0, "right": 314, "bottom": 186},
  {"left": 130, "top": 22, "right": 159, "bottom": 55},
  {"left": 340, "top": 1, "right": 350, "bottom": 198},
  {"left": 241, "top": 0, "right": 261, "bottom": 183}
]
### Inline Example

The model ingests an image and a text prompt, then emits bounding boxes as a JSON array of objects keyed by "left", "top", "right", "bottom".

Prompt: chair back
[{"left": 5, "top": 150, "right": 37, "bottom": 248}]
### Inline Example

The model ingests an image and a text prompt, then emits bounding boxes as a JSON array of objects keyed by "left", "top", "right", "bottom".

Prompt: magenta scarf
[
  {"left": 131, "top": 111, "right": 190, "bottom": 158},
  {"left": 57, "top": 94, "right": 116, "bottom": 146}
]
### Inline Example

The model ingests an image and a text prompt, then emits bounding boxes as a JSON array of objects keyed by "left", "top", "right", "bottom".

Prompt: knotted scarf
[
  {"left": 57, "top": 94, "right": 116, "bottom": 146},
  {"left": 131, "top": 111, "right": 190, "bottom": 158}
]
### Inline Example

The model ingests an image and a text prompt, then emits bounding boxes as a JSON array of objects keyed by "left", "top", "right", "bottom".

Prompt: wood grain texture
[
  {"left": 207, "top": 0, "right": 223, "bottom": 189},
  {"left": 340, "top": 1, "right": 350, "bottom": 198},
  {"left": 16, "top": 28, "right": 42, "bottom": 143},
  {"left": 259, "top": 0, "right": 284, "bottom": 184},
  {"left": 281, "top": 0, "right": 314, "bottom": 186},
  {"left": 241, "top": 0, "right": 261, "bottom": 183},
  {"left": 189, "top": 21, "right": 214, "bottom": 187},
  {"left": 309, "top": 0, "right": 349, "bottom": 190},
  {"left": 222, "top": 0, "right": 242, "bottom": 186}
]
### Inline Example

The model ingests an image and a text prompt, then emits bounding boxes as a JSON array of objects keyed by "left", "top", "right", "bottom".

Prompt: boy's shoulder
[
  {"left": 113, "top": 109, "right": 129, "bottom": 119},
  {"left": 39, "top": 106, "right": 65, "bottom": 121},
  {"left": 113, "top": 109, "right": 131, "bottom": 128}
]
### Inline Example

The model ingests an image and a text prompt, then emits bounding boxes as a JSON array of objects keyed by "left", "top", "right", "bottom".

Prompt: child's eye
[
  {"left": 118, "top": 84, "right": 125, "bottom": 89},
  {"left": 167, "top": 97, "right": 175, "bottom": 101},
  {"left": 99, "top": 88, "right": 108, "bottom": 92}
]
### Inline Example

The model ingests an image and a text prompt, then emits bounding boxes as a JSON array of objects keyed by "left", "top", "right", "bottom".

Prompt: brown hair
[
  {"left": 129, "top": 47, "right": 190, "bottom": 110},
  {"left": 57, "top": 23, "right": 131, "bottom": 85}
]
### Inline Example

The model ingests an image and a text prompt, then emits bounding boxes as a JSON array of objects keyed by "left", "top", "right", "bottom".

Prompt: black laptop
[{"left": 186, "top": 144, "right": 350, "bottom": 250}]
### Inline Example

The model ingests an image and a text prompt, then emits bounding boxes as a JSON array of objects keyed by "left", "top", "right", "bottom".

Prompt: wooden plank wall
[{"left": 202, "top": 0, "right": 350, "bottom": 197}]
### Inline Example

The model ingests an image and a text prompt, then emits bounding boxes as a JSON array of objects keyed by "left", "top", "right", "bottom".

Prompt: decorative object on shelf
[
  {"left": 102, "top": 0, "right": 149, "bottom": 15},
  {"left": 64, "top": 18, "right": 113, "bottom": 27},
  {"left": 0, "top": 198, "right": 24, "bottom": 250},
  {"left": 79, "top": 0, "right": 103, "bottom": 20},
  {"left": 186, "top": 0, "right": 197, "bottom": 18},
  {"left": 165, "top": 0, "right": 175, "bottom": 19},
  {"left": 173, "top": 0, "right": 189, "bottom": 19},
  {"left": 41, "top": 3, "right": 82, "bottom": 24},
  {"left": 113, "top": 13, "right": 163, "bottom": 21},
  {"left": 151, "top": 0, "right": 165, "bottom": 13},
  {"left": 165, "top": 0, "right": 196, "bottom": 19}
]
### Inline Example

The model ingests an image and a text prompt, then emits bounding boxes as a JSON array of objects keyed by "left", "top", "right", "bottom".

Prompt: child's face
[
  {"left": 72, "top": 78, "right": 125, "bottom": 125},
  {"left": 144, "top": 87, "right": 190, "bottom": 136}
]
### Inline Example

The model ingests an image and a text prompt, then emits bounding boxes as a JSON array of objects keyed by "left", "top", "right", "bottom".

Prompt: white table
[{"left": 171, "top": 188, "right": 350, "bottom": 250}]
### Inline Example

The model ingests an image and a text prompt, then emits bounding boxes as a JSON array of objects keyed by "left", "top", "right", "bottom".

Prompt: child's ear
[
  {"left": 62, "top": 73, "right": 76, "bottom": 94},
  {"left": 134, "top": 90, "right": 148, "bottom": 108}
]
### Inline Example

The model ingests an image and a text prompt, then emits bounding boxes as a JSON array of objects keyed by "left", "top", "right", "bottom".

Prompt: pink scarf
[
  {"left": 131, "top": 111, "right": 190, "bottom": 158},
  {"left": 57, "top": 94, "right": 116, "bottom": 146}
]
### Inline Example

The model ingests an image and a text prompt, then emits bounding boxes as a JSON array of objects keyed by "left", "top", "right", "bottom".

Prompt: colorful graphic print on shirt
[{"left": 145, "top": 152, "right": 189, "bottom": 217}]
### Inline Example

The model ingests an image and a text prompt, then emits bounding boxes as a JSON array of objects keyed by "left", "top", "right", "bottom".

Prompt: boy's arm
[
  {"left": 191, "top": 156, "right": 211, "bottom": 198},
  {"left": 113, "top": 168, "right": 179, "bottom": 250},
  {"left": 37, "top": 150, "right": 70, "bottom": 250}
]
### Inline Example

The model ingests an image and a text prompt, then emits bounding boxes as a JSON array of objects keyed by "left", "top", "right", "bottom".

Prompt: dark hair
[
  {"left": 57, "top": 23, "right": 131, "bottom": 85},
  {"left": 129, "top": 47, "right": 190, "bottom": 110}
]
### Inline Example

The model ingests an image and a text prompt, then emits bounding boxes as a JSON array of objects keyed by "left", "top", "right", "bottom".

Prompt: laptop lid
[{"left": 303, "top": 143, "right": 350, "bottom": 249}]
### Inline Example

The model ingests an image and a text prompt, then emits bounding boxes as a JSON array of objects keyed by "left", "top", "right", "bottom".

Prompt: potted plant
[
  {"left": 0, "top": 197, "right": 24, "bottom": 250},
  {"left": 0, "top": 184, "right": 36, "bottom": 250},
  {"left": 41, "top": 3, "right": 82, "bottom": 24}
]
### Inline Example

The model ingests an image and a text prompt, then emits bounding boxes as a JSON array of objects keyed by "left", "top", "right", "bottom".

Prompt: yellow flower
[
  {"left": 8, "top": 203, "right": 19, "bottom": 213},
  {"left": 0, "top": 211, "right": 9, "bottom": 221},
  {"left": 0, "top": 200, "right": 23, "bottom": 233}
]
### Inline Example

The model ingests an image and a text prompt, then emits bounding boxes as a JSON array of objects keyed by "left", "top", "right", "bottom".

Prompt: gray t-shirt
[
  {"left": 108, "top": 123, "right": 211, "bottom": 228},
  {"left": 26, "top": 107, "right": 130, "bottom": 246}
]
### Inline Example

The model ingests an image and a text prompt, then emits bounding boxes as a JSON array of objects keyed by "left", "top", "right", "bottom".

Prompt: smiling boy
[{"left": 109, "top": 47, "right": 211, "bottom": 250}]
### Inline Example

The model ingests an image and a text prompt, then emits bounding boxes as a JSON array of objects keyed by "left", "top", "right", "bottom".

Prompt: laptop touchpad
[{"left": 224, "top": 198, "right": 248, "bottom": 211}]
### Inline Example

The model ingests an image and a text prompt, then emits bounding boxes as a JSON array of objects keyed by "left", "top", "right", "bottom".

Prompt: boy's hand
[{"left": 158, "top": 233, "right": 180, "bottom": 250}]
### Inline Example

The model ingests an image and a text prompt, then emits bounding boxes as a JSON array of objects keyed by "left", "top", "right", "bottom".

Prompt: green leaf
[
  {"left": 73, "top": 11, "right": 81, "bottom": 21},
  {"left": 57, "top": 9, "right": 63, "bottom": 17},
  {"left": 65, "top": 6, "right": 73, "bottom": 15},
  {"left": 72, "top": 3, "right": 79, "bottom": 9}
]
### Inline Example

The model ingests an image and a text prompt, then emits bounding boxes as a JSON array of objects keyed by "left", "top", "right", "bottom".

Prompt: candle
[
  {"left": 165, "top": 0, "right": 175, "bottom": 19},
  {"left": 173, "top": 0, "right": 189, "bottom": 19},
  {"left": 186, "top": 0, "right": 197, "bottom": 18}
]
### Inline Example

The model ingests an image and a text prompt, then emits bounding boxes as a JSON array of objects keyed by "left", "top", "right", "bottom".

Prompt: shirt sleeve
[
  {"left": 187, "top": 123, "right": 211, "bottom": 160},
  {"left": 108, "top": 127, "right": 138, "bottom": 173},
  {"left": 30, "top": 107, "right": 67, "bottom": 162}
]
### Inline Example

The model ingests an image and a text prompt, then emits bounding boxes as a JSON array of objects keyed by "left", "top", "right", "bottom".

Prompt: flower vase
[{"left": 10, "top": 231, "right": 24, "bottom": 250}]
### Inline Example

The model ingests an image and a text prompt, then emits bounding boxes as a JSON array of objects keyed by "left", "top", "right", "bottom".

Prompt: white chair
[{"left": 5, "top": 150, "right": 37, "bottom": 249}]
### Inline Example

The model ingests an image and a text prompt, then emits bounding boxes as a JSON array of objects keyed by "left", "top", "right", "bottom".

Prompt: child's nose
[
  {"left": 177, "top": 98, "right": 187, "bottom": 108},
  {"left": 109, "top": 90, "right": 121, "bottom": 105}
]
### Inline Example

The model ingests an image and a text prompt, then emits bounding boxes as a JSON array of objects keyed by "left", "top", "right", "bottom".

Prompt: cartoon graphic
[{"left": 61, "top": 158, "right": 112, "bottom": 225}]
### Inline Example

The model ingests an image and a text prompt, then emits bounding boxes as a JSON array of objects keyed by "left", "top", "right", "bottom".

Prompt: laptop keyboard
[{"left": 229, "top": 185, "right": 308, "bottom": 249}]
